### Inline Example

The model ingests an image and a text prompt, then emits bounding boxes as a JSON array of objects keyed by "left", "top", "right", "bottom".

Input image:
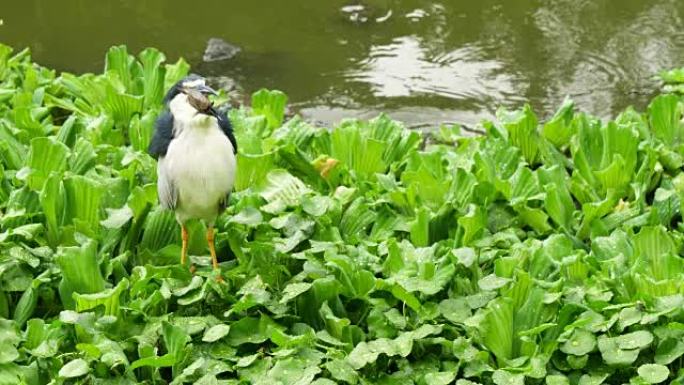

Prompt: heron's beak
[{"left": 197, "top": 84, "right": 218, "bottom": 96}]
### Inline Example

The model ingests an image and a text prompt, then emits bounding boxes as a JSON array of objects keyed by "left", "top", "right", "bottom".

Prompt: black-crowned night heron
[{"left": 148, "top": 74, "right": 238, "bottom": 279}]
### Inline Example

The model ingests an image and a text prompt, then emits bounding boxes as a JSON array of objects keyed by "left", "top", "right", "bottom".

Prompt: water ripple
[{"left": 344, "top": 36, "right": 524, "bottom": 111}]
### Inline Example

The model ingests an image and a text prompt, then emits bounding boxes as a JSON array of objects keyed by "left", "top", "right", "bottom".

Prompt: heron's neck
[
  {"left": 169, "top": 94, "right": 196, "bottom": 122},
  {"left": 169, "top": 94, "right": 215, "bottom": 135}
]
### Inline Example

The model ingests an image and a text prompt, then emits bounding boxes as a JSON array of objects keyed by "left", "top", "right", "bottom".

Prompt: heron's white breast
[{"left": 163, "top": 110, "right": 236, "bottom": 223}]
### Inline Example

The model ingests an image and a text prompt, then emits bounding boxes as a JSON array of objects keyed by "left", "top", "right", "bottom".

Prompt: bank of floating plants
[{"left": 2, "top": 43, "right": 684, "bottom": 385}]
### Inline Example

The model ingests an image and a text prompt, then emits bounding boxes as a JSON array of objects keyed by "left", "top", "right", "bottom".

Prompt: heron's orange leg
[
  {"left": 180, "top": 224, "right": 189, "bottom": 266},
  {"left": 207, "top": 226, "right": 223, "bottom": 281}
]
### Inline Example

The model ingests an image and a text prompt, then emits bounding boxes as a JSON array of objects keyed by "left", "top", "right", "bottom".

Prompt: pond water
[{"left": 2, "top": 0, "right": 684, "bottom": 128}]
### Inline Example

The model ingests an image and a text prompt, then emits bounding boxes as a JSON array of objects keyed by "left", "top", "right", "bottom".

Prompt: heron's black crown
[{"left": 162, "top": 74, "right": 215, "bottom": 105}]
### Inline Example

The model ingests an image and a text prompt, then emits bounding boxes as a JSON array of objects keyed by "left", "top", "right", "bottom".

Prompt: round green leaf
[
  {"left": 279, "top": 282, "right": 312, "bottom": 304},
  {"left": 302, "top": 195, "right": 332, "bottom": 217},
  {"left": 325, "top": 359, "right": 357, "bottom": 383},
  {"left": 637, "top": 364, "right": 670, "bottom": 384},
  {"left": 546, "top": 375, "right": 569, "bottom": 385},
  {"left": 202, "top": 324, "right": 231, "bottom": 342},
  {"left": 439, "top": 298, "right": 471, "bottom": 324},
  {"left": 59, "top": 358, "right": 89, "bottom": 378},
  {"left": 618, "top": 307, "right": 641, "bottom": 330},
  {"left": 597, "top": 336, "right": 639, "bottom": 366},
  {"left": 229, "top": 206, "right": 263, "bottom": 226},
  {"left": 615, "top": 330, "right": 653, "bottom": 350},
  {"left": 478, "top": 274, "right": 510, "bottom": 291},
  {"left": 561, "top": 329, "right": 596, "bottom": 356},
  {"left": 236, "top": 353, "right": 260, "bottom": 368},
  {"left": 457, "top": 380, "right": 482, "bottom": 385},
  {"left": 567, "top": 354, "right": 588, "bottom": 369},
  {"left": 655, "top": 338, "right": 684, "bottom": 365},
  {"left": 578, "top": 372, "right": 609, "bottom": 385},
  {"left": 424, "top": 372, "right": 457, "bottom": 385},
  {"left": 492, "top": 370, "right": 524, "bottom": 385}
]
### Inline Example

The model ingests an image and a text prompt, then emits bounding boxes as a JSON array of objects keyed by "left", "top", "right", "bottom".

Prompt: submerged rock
[
  {"left": 208, "top": 75, "right": 238, "bottom": 92},
  {"left": 206, "top": 75, "right": 245, "bottom": 106},
  {"left": 203, "top": 38, "right": 241, "bottom": 62}
]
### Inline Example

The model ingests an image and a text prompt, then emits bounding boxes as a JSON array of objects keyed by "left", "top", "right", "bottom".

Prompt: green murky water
[{"left": 2, "top": 0, "right": 683, "bottom": 127}]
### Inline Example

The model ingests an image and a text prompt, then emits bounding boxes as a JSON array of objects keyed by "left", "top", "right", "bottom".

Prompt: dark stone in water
[
  {"left": 203, "top": 38, "right": 241, "bottom": 62},
  {"left": 206, "top": 75, "right": 245, "bottom": 107},
  {"left": 209, "top": 75, "right": 238, "bottom": 92}
]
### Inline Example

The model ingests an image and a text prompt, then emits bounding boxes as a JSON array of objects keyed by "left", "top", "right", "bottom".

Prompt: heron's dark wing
[
  {"left": 209, "top": 107, "right": 238, "bottom": 154},
  {"left": 148, "top": 111, "right": 175, "bottom": 158},
  {"left": 156, "top": 157, "right": 177, "bottom": 210}
]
